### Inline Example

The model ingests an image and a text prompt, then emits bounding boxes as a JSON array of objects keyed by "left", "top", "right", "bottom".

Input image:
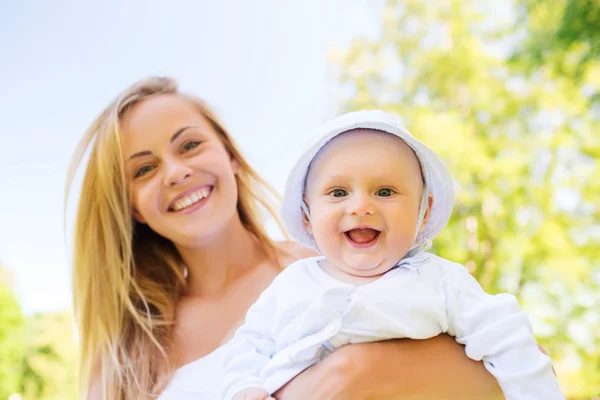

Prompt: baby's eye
[
  {"left": 330, "top": 189, "right": 348, "bottom": 198},
  {"left": 376, "top": 188, "right": 395, "bottom": 197},
  {"left": 182, "top": 141, "right": 200, "bottom": 152},
  {"left": 135, "top": 165, "right": 155, "bottom": 178}
]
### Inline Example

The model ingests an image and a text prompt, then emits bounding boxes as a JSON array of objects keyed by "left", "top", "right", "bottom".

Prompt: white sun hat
[{"left": 281, "top": 109, "right": 454, "bottom": 252}]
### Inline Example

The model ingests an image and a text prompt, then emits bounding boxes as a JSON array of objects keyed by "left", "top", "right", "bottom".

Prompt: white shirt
[
  {"left": 223, "top": 254, "right": 564, "bottom": 400},
  {"left": 159, "top": 346, "right": 226, "bottom": 400}
]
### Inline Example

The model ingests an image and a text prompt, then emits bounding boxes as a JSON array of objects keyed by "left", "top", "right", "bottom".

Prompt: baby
[{"left": 222, "top": 110, "right": 564, "bottom": 400}]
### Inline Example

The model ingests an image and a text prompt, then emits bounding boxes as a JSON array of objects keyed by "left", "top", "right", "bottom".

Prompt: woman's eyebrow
[
  {"left": 127, "top": 150, "right": 152, "bottom": 162},
  {"left": 126, "top": 126, "right": 201, "bottom": 162},
  {"left": 170, "top": 125, "right": 195, "bottom": 143}
]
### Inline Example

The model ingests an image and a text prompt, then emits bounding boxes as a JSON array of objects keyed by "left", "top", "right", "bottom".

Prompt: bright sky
[{"left": 0, "top": 0, "right": 382, "bottom": 314}]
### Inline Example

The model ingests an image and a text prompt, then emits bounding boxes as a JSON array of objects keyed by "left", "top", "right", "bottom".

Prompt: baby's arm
[
  {"left": 446, "top": 267, "right": 564, "bottom": 399},
  {"left": 223, "top": 283, "right": 280, "bottom": 400}
]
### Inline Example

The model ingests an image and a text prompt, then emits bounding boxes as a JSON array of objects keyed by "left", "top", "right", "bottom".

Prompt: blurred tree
[
  {"left": 0, "top": 269, "right": 26, "bottom": 400},
  {"left": 331, "top": 0, "right": 600, "bottom": 396},
  {"left": 512, "top": 0, "right": 600, "bottom": 81},
  {"left": 0, "top": 263, "right": 77, "bottom": 400},
  {"left": 0, "top": 261, "right": 14, "bottom": 286},
  {"left": 19, "top": 311, "right": 78, "bottom": 400}
]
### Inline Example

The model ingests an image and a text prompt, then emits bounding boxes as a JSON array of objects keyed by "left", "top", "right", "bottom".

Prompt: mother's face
[{"left": 121, "top": 94, "right": 239, "bottom": 248}]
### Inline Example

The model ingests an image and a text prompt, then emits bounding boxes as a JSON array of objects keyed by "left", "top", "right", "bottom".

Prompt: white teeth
[{"left": 172, "top": 187, "right": 212, "bottom": 211}]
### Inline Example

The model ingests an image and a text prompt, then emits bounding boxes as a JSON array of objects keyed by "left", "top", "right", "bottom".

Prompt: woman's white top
[
  {"left": 222, "top": 254, "right": 564, "bottom": 400},
  {"left": 158, "top": 345, "right": 227, "bottom": 400}
]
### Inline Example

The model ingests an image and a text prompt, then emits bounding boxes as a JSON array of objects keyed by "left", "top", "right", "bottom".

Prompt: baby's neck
[{"left": 319, "top": 259, "right": 386, "bottom": 286}]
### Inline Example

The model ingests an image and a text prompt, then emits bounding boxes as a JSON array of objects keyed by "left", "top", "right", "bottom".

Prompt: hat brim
[{"left": 281, "top": 110, "right": 454, "bottom": 251}]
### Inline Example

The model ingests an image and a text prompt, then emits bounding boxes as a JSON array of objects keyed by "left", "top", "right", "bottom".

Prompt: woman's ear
[
  {"left": 419, "top": 193, "right": 434, "bottom": 232},
  {"left": 230, "top": 157, "right": 240, "bottom": 174}
]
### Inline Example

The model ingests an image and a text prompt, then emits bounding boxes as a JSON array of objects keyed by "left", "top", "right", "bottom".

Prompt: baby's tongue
[{"left": 347, "top": 228, "right": 379, "bottom": 244}]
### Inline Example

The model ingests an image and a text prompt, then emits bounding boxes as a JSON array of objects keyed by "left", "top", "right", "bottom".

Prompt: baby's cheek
[
  {"left": 388, "top": 230, "right": 414, "bottom": 253},
  {"left": 313, "top": 217, "right": 338, "bottom": 239},
  {"left": 312, "top": 226, "right": 330, "bottom": 246}
]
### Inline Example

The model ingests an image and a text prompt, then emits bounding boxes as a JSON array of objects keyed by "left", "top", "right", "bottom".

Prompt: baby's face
[{"left": 304, "top": 129, "right": 432, "bottom": 277}]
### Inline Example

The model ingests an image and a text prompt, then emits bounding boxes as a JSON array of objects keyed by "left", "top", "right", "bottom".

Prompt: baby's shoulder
[
  {"left": 420, "top": 253, "right": 471, "bottom": 282},
  {"left": 276, "top": 240, "right": 319, "bottom": 266},
  {"left": 271, "top": 254, "right": 321, "bottom": 284}
]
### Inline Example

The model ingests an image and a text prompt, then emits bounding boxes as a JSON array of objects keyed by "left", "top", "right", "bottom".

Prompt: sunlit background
[{"left": 1, "top": 0, "right": 598, "bottom": 398}]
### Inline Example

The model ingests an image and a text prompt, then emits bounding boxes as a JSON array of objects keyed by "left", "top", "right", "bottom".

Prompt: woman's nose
[{"left": 162, "top": 159, "right": 193, "bottom": 187}]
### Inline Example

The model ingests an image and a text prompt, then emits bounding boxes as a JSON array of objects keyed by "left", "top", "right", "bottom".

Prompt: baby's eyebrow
[
  {"left": 322, "top": 174, "right": 347, "bottom": 182},
  {"left": 372, "top": 172, "right": 402, "bottom": 180}
]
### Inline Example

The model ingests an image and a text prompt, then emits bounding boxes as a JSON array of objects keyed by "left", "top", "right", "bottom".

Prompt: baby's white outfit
[{"left": 223, "top": 253, "right": 564, "bottom": 400}]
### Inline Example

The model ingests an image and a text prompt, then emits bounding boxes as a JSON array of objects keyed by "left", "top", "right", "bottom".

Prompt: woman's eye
[
  {"left": 135, "top": 165, "right": 155, "bottom": 178},
  {"left": 376, "top": 188, "right": 395, "bottom": 197},
  {"left": 182, "top": 141, "right": 200, "bottom": 152},
  {"left": 330, "top": 189, "right": 348, "bottom": 198}
]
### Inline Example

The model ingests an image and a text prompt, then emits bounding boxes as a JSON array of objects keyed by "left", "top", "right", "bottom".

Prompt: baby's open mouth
[{"left": 344, "top": 228, "right": 381, "bottom": 245}]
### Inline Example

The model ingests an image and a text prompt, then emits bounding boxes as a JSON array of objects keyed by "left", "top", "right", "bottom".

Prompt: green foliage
[
  {"left": 512, "top": 0, "right": 600, "bottom": 93},
  {"left": 19, "top": 311, "right": 78, "bottom": 400},
  {"left": 0, "top": 262, "right": 77, "bottom": 400},
  {"left": 0, "top": 283, "right": 26, "bottom": 400},
  {"left": 331, "top": 0, "right": 600, "bottom": 396}
]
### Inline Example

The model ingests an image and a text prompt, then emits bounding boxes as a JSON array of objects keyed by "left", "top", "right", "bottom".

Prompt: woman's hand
[
  {"left": 274, "top": 334, "right": 504, "bottom": 400},
  {"left": 233, "top": 387, "right": 274, "bottom": 400}
]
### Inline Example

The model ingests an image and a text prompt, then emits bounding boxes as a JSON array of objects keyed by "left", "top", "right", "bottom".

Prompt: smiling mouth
[
  {"left": 169, "top": 186, "right": 213, "bottom": 212},
  {"left": 344, "top": 228, "right": 381, "bottom": 247}
]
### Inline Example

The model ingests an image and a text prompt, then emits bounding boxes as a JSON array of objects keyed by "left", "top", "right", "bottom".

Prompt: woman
[{"left": 66, "top": 77, "right": 505, "bottom": 399}]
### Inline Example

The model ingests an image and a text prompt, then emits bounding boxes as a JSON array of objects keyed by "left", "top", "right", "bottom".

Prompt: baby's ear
[
  {"left": 301, "top": 197, "right": 313, "bottom": 235},
  {"left": 419, "top": 192, "right": 434, "bottom": 232}
]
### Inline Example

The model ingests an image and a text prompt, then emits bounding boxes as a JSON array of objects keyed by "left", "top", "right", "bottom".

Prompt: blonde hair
[{"left": 65, "top": 77, "right": 284, "bottom": 399}]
